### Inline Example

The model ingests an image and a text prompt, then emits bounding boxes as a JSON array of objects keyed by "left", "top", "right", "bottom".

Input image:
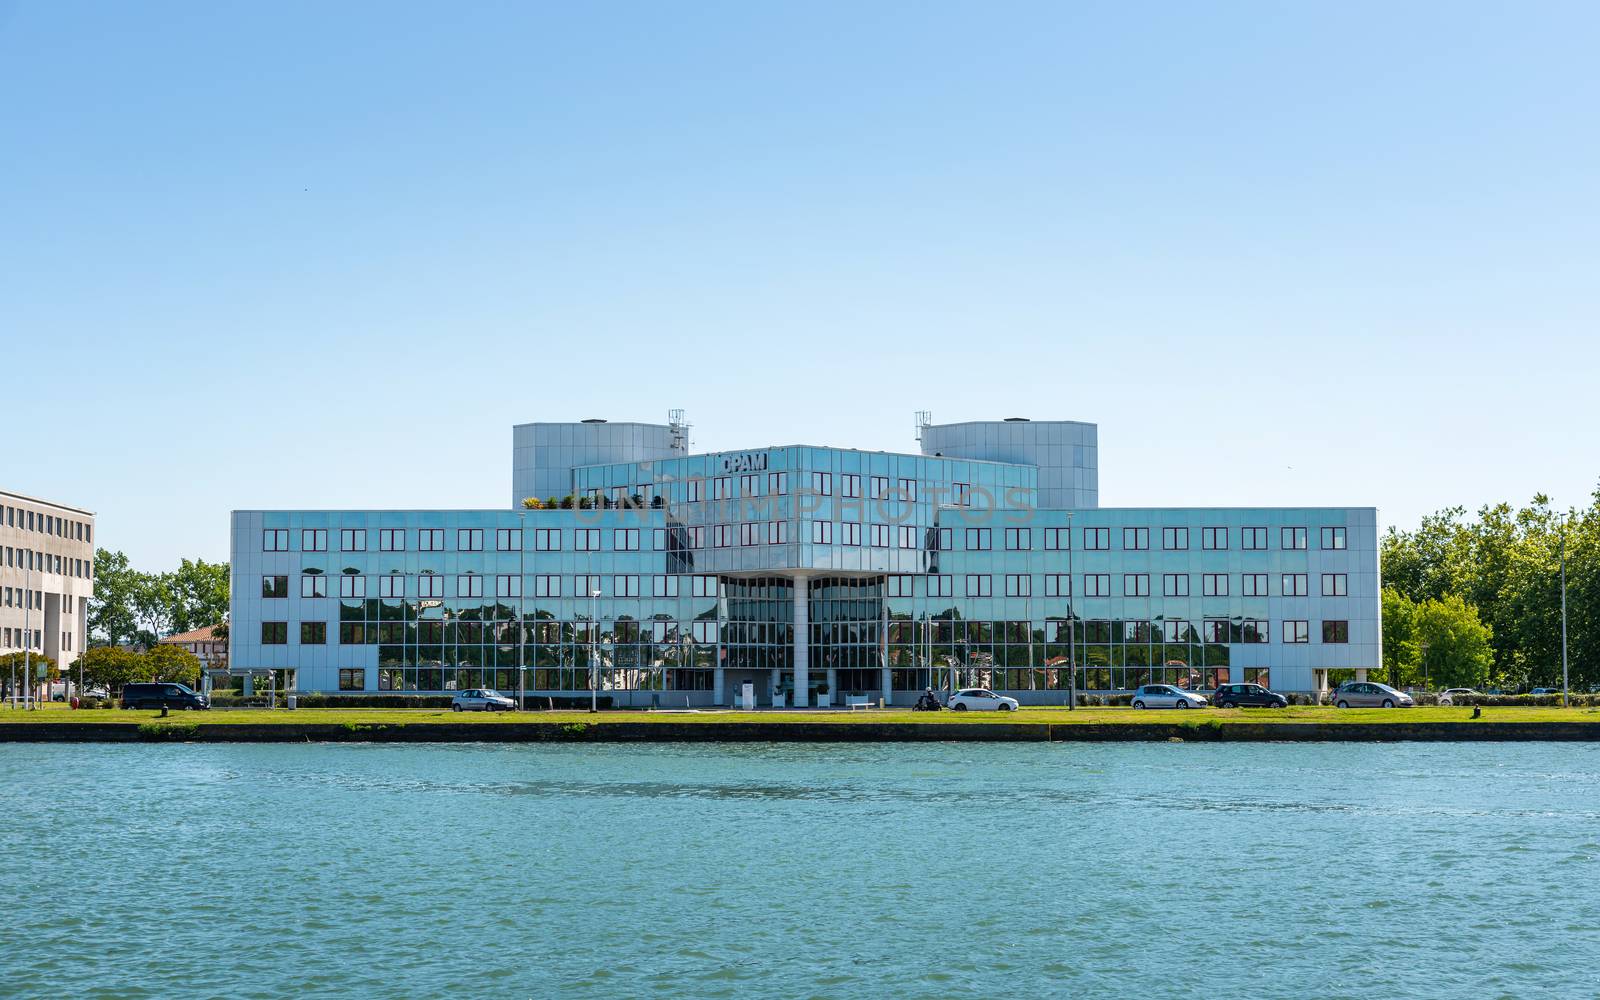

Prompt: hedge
[{"left": 206, "top": 693, "right": 617, "bottom": 710}]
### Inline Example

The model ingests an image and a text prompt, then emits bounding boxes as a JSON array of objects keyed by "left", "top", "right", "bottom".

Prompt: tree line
[
  {"left": 1382, "top": 489, "right": 1597, "bottom": 691},
  {"left": 88, "top": 549, "right": 229, "bottom": 649}
]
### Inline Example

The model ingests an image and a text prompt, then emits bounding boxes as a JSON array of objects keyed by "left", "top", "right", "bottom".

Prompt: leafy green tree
[
  {"left": 79, "top": 646, "right": 142, "bottom": 695},
  {"left": 166, "top": 558, "right": 229, "bottom": 634},
  {"left": 1381, "top": 587, "right": 1416, "bottom": 687},
  {"left": 89, "top": 549, "right": 142, "bottom": 647},
  {"left": 1413, "top": 595, "right": 1494, "bottom": 689},
  {"left": 0, "top": 652, "right": 59, "bottom": 701},
  {"left": 139, "top": 644, "right": 203, "bottom": 688}
]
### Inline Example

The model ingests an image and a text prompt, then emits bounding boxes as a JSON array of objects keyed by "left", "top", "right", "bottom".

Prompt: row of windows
[
  {"left": 261, "top": 570, "right": 1354, "bottom": 601},
  {"left": 3, "top": 546, "right": 91, "bottom": 579},
  {"left": 1, "top": 504, "right": 91, "bottom": 544},
  {"left": 261, "top": 617, "right": 1353, "bottom": 646},
  {"left": 0, "top": 626, "right": 43, "bottom": 650},
  {"left": 2, "top": 587, "right": 74, "bottom": 610},
  {"left": 263, "top": 524, "right": 1354, "bottom": 553}
]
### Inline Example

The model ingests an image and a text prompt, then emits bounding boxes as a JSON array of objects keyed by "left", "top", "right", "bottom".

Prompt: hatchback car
[
  {"left": 1130, "top": 685, "right": 1209, "bottom": 709},
  {"left": 120, "top": 683, "right": 210, "bottom": 711},
  {"left": 1210, "top": 683, "right": 1288, "bottom": 709},
  {"left": 1331, "top": 682, "right": 1414, "bottom": 708},
  {"left": 451, "top": 689, "right": 517, "bottom": 712},
  {"left": 947, "top": 689, "right": 1020, "bottom": 712},
  {"left": 1437, "top": 687, "right": 1480, "bottom": 706}
]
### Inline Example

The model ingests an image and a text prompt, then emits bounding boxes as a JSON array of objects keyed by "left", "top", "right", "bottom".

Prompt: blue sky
[{"left": 3, "top": 1, "right": 1596, "bottom": 569}]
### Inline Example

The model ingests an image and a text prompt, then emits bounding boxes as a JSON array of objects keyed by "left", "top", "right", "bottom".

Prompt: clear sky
[{"left": 3, "top": 1, "right": 1596, "bottom": 570}]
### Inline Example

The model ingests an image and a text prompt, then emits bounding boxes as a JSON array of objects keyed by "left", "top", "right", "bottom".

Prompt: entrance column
[
  {"left": 881, "top": 665, "right": 892, "bottom": 706},
  {"left": 713, "top": 667, "right": 724, "bottom": 706},
  {"left": 1355, "top": 668, "right": 1368, "bottom": 683},
  {"left": 792, "top": 572, "right": 810, "bottom": 708}
]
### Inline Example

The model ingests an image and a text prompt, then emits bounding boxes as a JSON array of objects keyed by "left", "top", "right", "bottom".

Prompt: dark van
[{"left": 121, "top": 683, "right": 210, "bottom": 711}]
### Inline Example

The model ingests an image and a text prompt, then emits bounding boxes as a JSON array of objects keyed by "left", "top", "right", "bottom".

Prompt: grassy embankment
[{"left": 3, "top": 703, "right": 1597, "bottom": 727}]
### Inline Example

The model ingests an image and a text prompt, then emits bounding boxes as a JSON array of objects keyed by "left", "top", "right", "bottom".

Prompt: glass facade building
[{"left": 230, "top": 418, "right": 1378, "bottom": 703}]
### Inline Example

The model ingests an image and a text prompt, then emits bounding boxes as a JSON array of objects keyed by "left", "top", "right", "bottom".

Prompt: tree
[
  {"left": 1413, "top": 594, "right": 1494, "bottom": 690},
  {"left": 167, "top": 558, "right": 229, "bottom": 635},
  {"left": 0, "top": 652, "right": 59, "bottom": 702},
  {"left": 89, "top": 549, "right": 142, "bottom": 647},
  {"left": 1381, "top": 587, "right": 1416, "bottom": 687},
  {"left": 139, "top": 644, "right": 203, "bottom": 688},
  {"left": 78, "top": 646, "right": 142, "bottom": 695}
]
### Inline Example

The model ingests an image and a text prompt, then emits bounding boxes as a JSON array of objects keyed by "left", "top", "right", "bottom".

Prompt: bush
[{"left": 1449, "top": 693, "right": 1598, "bottom": 708}]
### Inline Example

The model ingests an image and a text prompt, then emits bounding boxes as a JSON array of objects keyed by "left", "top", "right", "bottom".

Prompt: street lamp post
[
  {"left": 1561, "top": 526, "right": 1570, "bottom": 709},
  {"left": 1066, "top": 511, "right": 1075, "bottom": 711},
  {"left": 590, "top": 589, "right": 600, "bottom": 713}
]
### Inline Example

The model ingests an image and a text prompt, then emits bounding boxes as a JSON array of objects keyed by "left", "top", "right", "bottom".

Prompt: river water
[{"left": 2, "top": 742, "right": 1597, "bottom": 998}]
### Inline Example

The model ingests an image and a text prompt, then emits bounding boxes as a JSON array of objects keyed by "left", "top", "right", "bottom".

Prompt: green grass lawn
[{"left": 5, "top": 703, "right": 1599, "bottom": 726}]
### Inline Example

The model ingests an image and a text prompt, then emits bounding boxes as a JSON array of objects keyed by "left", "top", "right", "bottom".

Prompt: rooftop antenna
[
  {"left": 668, "top": 409, "right": 691, "bottom": 454},
  {"left": 914, "top": 410, "right": 933, "bottom": 446}
]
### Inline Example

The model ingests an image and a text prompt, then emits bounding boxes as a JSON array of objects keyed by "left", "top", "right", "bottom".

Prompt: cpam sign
[{"left": 717, "top": 452, "right": 768, "bottom": 474}]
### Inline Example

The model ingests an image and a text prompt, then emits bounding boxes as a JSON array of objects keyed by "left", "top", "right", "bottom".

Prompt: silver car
[
  {"left": 451, "top": 688, "right": 517, "bottom": 712},
  {"left": 1331, "top": 682, "right": 1414, "bottom": 709},
  {"left": 1130, "top": 684, "right": 1209, "bottom": 709}
]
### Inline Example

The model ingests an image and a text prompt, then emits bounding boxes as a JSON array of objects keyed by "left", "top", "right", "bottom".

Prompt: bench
[{"left": 846, "top": 695, "right": 873, "bottom": 710}]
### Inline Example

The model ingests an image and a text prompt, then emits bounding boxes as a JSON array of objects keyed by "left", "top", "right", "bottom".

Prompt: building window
[
  {"left": 811, "top": 472, "right": 832, "bottom": 496},
  {"left": 575, "top": 575, "right": 602, "bottom": 597},
  {"left": 418, "top": 574, "right": 444, "bottom": 599},
  {"left": 1162, "top": 527, "right": 1189, "bottom": 550},
  {"left": 684, "top": 479, "right": 703, "bottom": 503},
  {"left": 379, "top": 529, "right": 404, "bottom": 551},
  {"left": 887, "top": 575, "right": 913, "bottom": 597},
  {"left": 497, "top": 575, "right": 521, "bottom": 598},
  {"left": 341, "top": 529, "right": 366, "bottom": 552},
  {"left": 457, "top": 529, "right": 483, "bottom": 552},
  {"left": 1123, "top": 574, "right": 1149, "bottom": 597},
  {"left": 1123, "top": 527, "right": 1148, "bottom": 550},
  {"left": 1201, "top": 527, "right": 1228, "bottom": 550},
  {"left": 1044, "top": 574, "right": 1071, "bottom": 597},
  {"left": 1242, "top": 619, "right": 1268, "bottom": 643},
  {"left": 897, "top": 525, "right": 917, "bottom": 549},
  {"left": 301, "top": 574, "right": 327, "bottom": 598},
  {"left": 338, "top": 669, "right": 365, "bottom": 691},
  {"left": 419, "top": 529, "right": 445, "bottom": 551},
  {"left": 841, "top": 474, "right": 861, "bottom": 499},
  {"left": 739, "top": 474, "right": 760, "bottom": 497},
  {"left": 811, "top": 521, "right": 833, "bottom": 544},
  {"left": 965, "top": 574, "right": 991, "bottom": 597},
  {"left": 1043, "top": 528, "right": 1070, "bottom": 550},
  {"left": 1203, "top": 619, "right": 1229, "bottom": 644},
  {"left": 652, "top": 575, "right": 680, "bottom": 598},
  {"left": 1242, "top": 527, "right": 1268, "bottom": 551},
  {"left": 1163, "top": 574, "right": 1189, "bottom": 597},
  {"left": 1322, "top": 573, "right": 1348, "bottom": 597},
  {"left": 1282, "top": 573, "right": 1308, "bottom": 597},
  {"left": 534, "top": 529, "right": 561, "bottom": 551},
  {"left": 870, "top": 476, "right": 890, "bottom": 500},
  {"left": 841, "top": 522, "right": 862, "bottom": 546},
  {"left": 301, "top": 622, "right": 326, "bottom": 645},
  {"left": 379, "top": 575, "right": 404, "bottom": 599},
  {"left": 740, "top": 523, "right": 760, "bottom": 546},
  {"left": 456, "top": 575, "right": 483, "bottom": 598},
  {"left": 263, "top": 529, "right": 289, "bottom": 552},
  {"left": 614, "top": 528, "right": 639, "bottom": 551},
  {"left": 712, "top": 477, "right": 732, "bottom": 501},
  {"left": 1283, "top": 620, "right": 1309, "bottom": 644},
  {"left": 951, "top": 483, "right": 971, "bottom": 507},
  {"left": 1005, "top": 574, "right": 1031, "bottom": 597},
  {"left": 496, "top": 528, "right": 522, "bottom": 551},
  {"left": 685, "top": 526, "right": 705, "bottom": 549},
  {"left": 1084, "top": 573, "right": 1110, "bottom": 597},
  {"left": 713, "top": 524, "right": 732, "bottom": 548},
  {"left": 898, "top": 478, "right": 917, "bottom": 502},
  {"left": 1321, "top": 527, "right": 1347, "bottom": 550},
  {"left": 768, "top": 472, "right": 789, "bottom": 495},
  {"left": 1241, "top": 574, "right": 1267, "bottom": 597},
  {"left": 534, "top": 575, "right": 561, "bottom": 598},
  {"left": 966, "top": 528, "right": 991, "bottom": 551},
  {"left": 613, "top": 575, "right": 640, "bottom": 597},
  {"left": 1322, "top": 620, "right": 1349, "bottom": 644},
  {"left": 339, "top": 623, "right": 370, "bottom": 645},
  {"left": 767, "top": 521, "right": 789, "bottom": 544},
  {"left": 301, "top": 529, "right": 327, "bottom": 552},
  {"left": 927, "top": 574, "right": 953, "bottom": 597},
  {"left": 339, "top": 574, "right": 365, "bottom": 599},
  {"left": 262, "top": 575, "right": 288, "bottom": 599},
  {"left": 870, "top": 524, "right": 890, "bottom": 547},
  {"left": 1202, "top": 573, "right": 1228, "bottom": 597},
  {"left": 1004, "top": 528, "right": 1031, "bottom": 550},
  {"left": 262, "top": 621, "right": 287, "bottom": 645},
  {"left": 1282, "top": 526, "right": 1308, "bottom": 550},
  {"left": 691, "top": 576, "right": 717, "bottom": 598},
  {"left": 932, "top": 528, "right": 953, "bottom": 551},
  {"left": 575, "top": 529, "right": 601, "bottom": 551},
  {"left": 1084, "top": 527, "right": 1110, "bottom": 551}
]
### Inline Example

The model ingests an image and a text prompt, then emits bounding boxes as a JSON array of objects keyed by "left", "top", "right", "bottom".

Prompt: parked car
[
  {"left": 451, "top": 688, "right": 517, "bottom": 712},
  {"left": 1438, "top": 688, "right": 1480, "bottom": 706},
  {"left": 1210, "top": 683, "right": 1287, "bottom": 708},
  {"left": 1130, "top": 685, "right": 1209, "bottom": 709},
  {"left": 120, "top": 683, "right": 210, "bottom": 711},
  {"left": 947, "top": 688, "right": 1020, "bottom": 712},
  {"left": 1530, "top": 688, "right": 1559, "bottom": 696},
  {"left": 1331, "top": 681, "right": 1414, "bottom": 708}
]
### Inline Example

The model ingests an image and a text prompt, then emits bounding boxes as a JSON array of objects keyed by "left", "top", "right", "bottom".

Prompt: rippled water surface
[{"left": 4, "top": 742, "right": 1599, "bottom": 998}]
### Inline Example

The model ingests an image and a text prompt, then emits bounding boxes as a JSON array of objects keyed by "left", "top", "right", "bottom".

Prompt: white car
[
  {"left": 947, "top": 688, "right": 1021, "bottom": 712},
  {"left": 1130, "top": 684, "right": 1209, "bottom": 709},
  {"left": 451, "top": 688, "right": 517, "bottom": 712},
  {"left": 1438, "top": 688, "right": 1480, "bottom": 706}
]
